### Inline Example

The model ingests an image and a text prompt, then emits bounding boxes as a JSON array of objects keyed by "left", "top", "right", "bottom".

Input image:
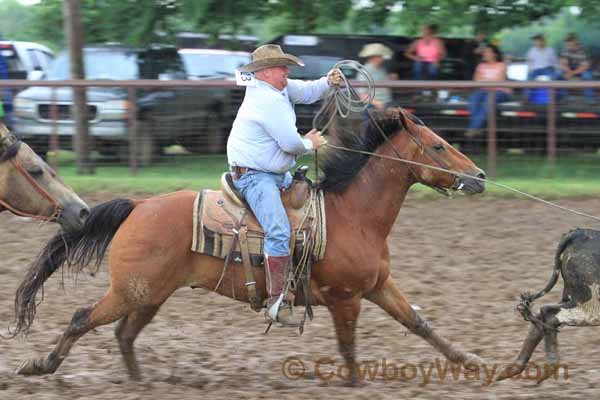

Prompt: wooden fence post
[
  {"left": 486, "top": 90, "right": 497, "bottom": 180},
  {"left": 128, "top": 87, "right": 138, "bottom": 174}
]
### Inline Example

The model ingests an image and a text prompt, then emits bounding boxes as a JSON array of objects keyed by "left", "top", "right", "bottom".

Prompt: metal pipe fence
[{"left": 5, "top": 79, "right": 600, "bottom": 179}]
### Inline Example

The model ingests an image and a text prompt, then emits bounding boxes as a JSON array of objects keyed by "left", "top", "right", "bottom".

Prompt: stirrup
[{"left": 266, "top": 294, "right": 301, "bottom": 327}]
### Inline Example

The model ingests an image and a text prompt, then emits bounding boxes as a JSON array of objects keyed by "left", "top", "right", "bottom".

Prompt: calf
[{"left": 496, "top": 228, "right": 600, "bottom": 383}]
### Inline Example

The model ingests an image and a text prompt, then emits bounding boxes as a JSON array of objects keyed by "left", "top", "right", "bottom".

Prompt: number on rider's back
[{"left": 235, "top": 70, "right": 256, "bottom": 87}]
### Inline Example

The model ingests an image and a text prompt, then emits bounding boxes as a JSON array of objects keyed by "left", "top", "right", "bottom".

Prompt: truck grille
[{"left": 38, "top": 104, "right": 97, "bottom": 121}]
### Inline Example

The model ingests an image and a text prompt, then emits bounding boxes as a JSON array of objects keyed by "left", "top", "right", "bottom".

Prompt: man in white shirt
[
  {"left": 526, "top": 34, "right": 558, "bottom": 80},
  {"left": 227, "top": 44, "right": 341, "bottom": 326}
]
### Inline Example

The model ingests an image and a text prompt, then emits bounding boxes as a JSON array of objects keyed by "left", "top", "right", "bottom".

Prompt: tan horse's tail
[{"left": 10, "top": 198, "right": 136, "bottom": 337}]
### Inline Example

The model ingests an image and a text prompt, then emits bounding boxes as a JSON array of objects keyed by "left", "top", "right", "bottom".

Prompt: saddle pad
[{"left": 191, "top": 188, "right": 327, "bottom": 263}]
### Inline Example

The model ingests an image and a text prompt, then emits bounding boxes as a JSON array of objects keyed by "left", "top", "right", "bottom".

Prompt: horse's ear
[
  {"left": 0, "top": 124, "right": 9, "bottom": 140},
  {"left": 0, "top": 124, "right": 17, "bottom": 155},
  {"left": 392, "top": 107, "right": 407, "bottom": 129}
]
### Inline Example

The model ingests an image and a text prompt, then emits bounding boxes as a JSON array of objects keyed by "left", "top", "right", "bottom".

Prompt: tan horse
[
  {"left": 14, "top": 109, "right": 486, "bottom": 382},
  {"left": 0, "top": 125, "right": 89, "bottom": 231}
]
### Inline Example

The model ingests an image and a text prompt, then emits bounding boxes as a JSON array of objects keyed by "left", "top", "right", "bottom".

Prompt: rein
[
  {"left": 315, "top": 61, "right": 600, "bottom": 223},
  {"left": 0, "top": 135, "right": 62, "bottom": 222}
]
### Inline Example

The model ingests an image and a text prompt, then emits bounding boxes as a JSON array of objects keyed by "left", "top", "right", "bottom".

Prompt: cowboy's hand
[
  {"left": 304, "top": 128, "right": 327, "bottom": 149},
  {"left": 327, "top": 68, "right": 342, "bottom": 86}
]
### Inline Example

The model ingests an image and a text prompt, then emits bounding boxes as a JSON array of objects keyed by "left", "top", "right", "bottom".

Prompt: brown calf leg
[
  {"left": 366, "top": 277, "right": 485, "bottom": 367},
  {"left": 115, "top": 304, "right": 161, "bottom": 381},
  {"left": 17, "top": 289, "right": 128, "bottom": 376}
]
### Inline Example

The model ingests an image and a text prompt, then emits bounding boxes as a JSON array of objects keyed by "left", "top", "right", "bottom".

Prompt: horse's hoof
[{"left": 16, "top": 358, "right": 46, "bottom": 376}]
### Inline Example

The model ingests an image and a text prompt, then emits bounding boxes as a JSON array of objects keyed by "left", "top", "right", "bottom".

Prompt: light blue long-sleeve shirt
[{"left": 227, "top": 76, "right": 330, "bottom": 174}]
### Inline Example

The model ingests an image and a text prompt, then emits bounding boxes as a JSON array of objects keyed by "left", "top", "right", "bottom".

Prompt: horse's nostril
[
  {"left": 79, "top": 207, "right": 90, "bottom": 221},
  {"left": 477, "top": 172, "right": 486, "bottom": 180}
]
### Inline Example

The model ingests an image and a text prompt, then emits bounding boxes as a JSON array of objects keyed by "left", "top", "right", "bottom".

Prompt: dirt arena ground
[{"left": 1, "top": 192, "right": 599, "bottom": 399}]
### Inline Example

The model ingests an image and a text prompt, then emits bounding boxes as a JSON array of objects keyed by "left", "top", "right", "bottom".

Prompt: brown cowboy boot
[{"left": 265, "top": 254, "right": 301, "bottom": 326}]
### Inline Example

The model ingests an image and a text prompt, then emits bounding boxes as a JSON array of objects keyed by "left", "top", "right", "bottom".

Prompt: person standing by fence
[
  {"left": 405, "top": 24, "right": 446, "bottom": 81},
  {"left": 466, "top": 45, "right": 511, "bottom": 138}
]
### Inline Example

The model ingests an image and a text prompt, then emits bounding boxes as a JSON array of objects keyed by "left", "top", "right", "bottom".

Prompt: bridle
[
  {"left": 0, "top": 135, "right": 62, "bottom": 222},
  {"left": 380, "top": 108, "right": 463, "bottom": 195}
]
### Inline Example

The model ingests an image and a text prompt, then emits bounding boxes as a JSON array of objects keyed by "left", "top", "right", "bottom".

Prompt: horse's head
[
  {"left": 396, "top": 109, "right": 485, "bottom": 195},
  {"left": 0, "top": 125, "right": 89, "bottom": 231}
]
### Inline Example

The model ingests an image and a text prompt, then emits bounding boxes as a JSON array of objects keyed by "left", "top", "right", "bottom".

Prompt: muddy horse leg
[
  {"left": 16, "top": 289, "right": 128, "bottom": 376},
  {"left": 114, "top": 304, "right": 161, "bottom": 381},
  {"left": 366, "top": 277, "right": 484, "bottom": 366},
  {"left": 327, "top": 296, "right": 361, "bottom": 385}
]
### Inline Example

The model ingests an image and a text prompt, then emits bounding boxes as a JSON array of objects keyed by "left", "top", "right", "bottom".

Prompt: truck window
[{"left": 27, "top": 49, "right": 42, "bottom": 70}]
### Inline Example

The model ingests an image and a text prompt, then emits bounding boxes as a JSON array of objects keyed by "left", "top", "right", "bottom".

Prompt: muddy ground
[{"left": 1, "top": 193, "right": 600, "bottom": 399}]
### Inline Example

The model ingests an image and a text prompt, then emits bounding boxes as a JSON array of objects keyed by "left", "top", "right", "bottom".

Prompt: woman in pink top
[
  {"left": 467, "top": 45, "right": 511, "bottom": 135},
  {"left": 405, "top": 24, "right": 446, "bottom": 80}
]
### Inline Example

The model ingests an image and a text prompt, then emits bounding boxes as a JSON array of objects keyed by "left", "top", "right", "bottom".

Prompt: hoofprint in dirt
[{"left": 1, "top": 192, "right": 599, "bottom": 399}]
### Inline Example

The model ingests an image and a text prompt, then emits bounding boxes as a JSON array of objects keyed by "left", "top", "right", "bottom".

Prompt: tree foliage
[{"left": 1, "top": 0, "right": 599, "bottom": 51}]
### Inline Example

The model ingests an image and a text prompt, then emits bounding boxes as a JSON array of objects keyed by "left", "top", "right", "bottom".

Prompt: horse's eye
[{"left": 433, "top": 143, "right": 445, "bottom": 152}]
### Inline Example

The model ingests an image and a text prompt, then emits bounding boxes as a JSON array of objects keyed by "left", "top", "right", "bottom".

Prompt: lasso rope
[{"left": 314, "top": 60, "right": 600, "bottom": 223}]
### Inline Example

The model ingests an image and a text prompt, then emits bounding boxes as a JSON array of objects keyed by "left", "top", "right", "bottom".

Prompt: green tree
[
  {"left": 16, "top": 0, "right": 600, "bottom": 51},
  {"left": 0, "top": 0, "right": 35, "bottom": 42}
]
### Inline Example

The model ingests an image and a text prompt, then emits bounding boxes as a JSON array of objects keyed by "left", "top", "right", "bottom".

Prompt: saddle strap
[{"left": 239, "top": 225, "right": 262, "bottom": 312}]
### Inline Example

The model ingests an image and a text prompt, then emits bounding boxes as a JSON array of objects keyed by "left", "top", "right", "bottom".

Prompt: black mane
[{"left": 318, "top": 109, "right": 407, "bottom": 193}]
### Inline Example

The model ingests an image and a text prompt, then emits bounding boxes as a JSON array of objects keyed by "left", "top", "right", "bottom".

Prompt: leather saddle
[{"left": 191, "top": 166, "right": 327, "bottom": 313}]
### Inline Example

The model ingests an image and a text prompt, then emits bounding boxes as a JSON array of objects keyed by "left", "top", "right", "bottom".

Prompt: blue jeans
[
  {"left": 525, "top": 67, "right": 555, "bottom": 100},
  {"left": 413, "top": 61, "right": 439, "bottom": 80},
  {"left": 232, "top": 170, "right": 292, "bottom": 256},
  {"left": 468, "top": 90, "right": 510, "bottom": 129},
  {"left": 555, "top": 69, "right": 595, "bottom": 101}
]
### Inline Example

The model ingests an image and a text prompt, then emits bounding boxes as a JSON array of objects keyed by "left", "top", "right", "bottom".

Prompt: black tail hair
[{"left": 10, "top": 198, "right": 136, "bottom": 337}]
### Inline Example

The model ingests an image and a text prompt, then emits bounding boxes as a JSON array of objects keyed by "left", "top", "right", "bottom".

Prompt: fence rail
[{"left": 4, "top": 79, "right": 600, "bottom": 178}]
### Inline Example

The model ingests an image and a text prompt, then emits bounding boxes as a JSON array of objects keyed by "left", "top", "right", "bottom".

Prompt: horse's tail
[
  {"left": 11, "top": 198, "right": 136, "bottom": 337},
  {"left": 517, "top": 228, "right": 584, "bottom": 324}
]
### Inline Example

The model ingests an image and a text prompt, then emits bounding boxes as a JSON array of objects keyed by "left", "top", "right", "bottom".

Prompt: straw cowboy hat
[
  {"left": 359, "top": 43, "right": 393, "bottom": 60},
  {"left": 239, "top": 44, "right": 304, "bottom": 73}
]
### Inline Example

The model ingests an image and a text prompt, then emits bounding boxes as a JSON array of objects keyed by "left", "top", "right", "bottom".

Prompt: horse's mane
[{"left": 318, "top": 108, "right": 408, "bottom": 193}]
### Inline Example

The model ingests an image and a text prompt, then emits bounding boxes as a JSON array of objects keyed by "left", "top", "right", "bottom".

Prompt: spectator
[
  {"left": 358, "top": 43, "right": 394, "bottom": 110},
  {"left": 556, "top": 33, "right": 595, "bottom": 102},
  {"left": 526, "top": 33, "right": 558, "bottom": 80},
  {"left": 462, "top": 31, "right": 489, "bottom": 79},
  {"left": 405, "top": 24, "right": 446, "bottom": 81},
  {"left": 466, "top": 45, "right": 511, "bottom": 137}
]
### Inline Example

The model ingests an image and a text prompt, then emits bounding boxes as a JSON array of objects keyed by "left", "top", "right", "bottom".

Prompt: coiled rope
[{"left": 312, "top": 60, "right": 600, "bottom": 223}]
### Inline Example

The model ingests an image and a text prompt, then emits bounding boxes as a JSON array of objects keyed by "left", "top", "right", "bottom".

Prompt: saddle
[{"left": 191, "top": 166, "right": 327, "bottom": 317}]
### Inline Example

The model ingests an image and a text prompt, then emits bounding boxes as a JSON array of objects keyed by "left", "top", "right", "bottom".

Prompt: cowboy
[
  {"left": 227, "top": 44, "right": 341, "bottom": 326},
  {"left": 358, "top": 43, "right": 395, "bottom": 109}
]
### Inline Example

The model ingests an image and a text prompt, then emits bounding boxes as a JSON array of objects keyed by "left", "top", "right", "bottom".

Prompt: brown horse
[
  {"left": 14, "top": 108, "right": 486, "bottom": 382},
  {"left": 0, "top": 125, "right": 89, "bottom": 231}
]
